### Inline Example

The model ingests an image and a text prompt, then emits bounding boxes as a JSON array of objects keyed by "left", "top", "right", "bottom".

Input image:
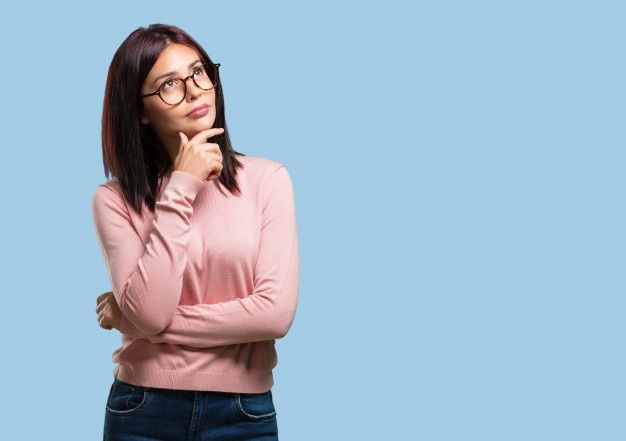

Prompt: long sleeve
[
  {"left": 92, "top": 171, "right": 206, "bottom": 335},
  {"left": 117, "top": 165, "right": 300, "bottom": 348}
]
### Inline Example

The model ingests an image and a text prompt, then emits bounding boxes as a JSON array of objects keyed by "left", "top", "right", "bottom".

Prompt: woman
[{"left": 92, "top": 23, "right": 299, "bottom": 440}]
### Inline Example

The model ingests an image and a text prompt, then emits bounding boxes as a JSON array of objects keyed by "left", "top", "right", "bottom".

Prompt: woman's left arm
[{"left": 116, "top": 165, "right": 300, "bottom": 348}]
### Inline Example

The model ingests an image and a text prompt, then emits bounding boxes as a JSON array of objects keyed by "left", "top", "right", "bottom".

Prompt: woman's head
[
  {"left": 139, "top": 42, "right": 220, "bottom": 153},
  {"left": 101, "top": 23, "right": 244, "bottom": 215}
]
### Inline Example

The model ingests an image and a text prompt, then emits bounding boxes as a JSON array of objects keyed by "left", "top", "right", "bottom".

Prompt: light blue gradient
[{"left": 0, "top": 1, "right": 624, "bottom": 440}]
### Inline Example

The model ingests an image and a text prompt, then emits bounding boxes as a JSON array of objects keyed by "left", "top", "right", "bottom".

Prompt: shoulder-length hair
[{"left": 101, "top": 23, "right": 245, "bottom": 216}]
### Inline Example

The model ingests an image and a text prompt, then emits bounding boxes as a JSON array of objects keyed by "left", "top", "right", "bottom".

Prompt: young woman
[{"left": 92, "top": 23, "right": 299, "bottom": 440}]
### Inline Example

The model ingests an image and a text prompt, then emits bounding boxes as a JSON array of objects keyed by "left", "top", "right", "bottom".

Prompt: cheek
[{"left": 148, "top": 106, "right": 179, "bottom": 127}]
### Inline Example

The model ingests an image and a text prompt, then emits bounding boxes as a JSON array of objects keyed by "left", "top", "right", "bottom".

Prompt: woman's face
[{"left": 139, "top": 43, "right": 217, "bottom": 154}]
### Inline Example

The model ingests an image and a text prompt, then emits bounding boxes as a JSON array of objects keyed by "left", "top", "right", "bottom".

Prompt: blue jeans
[{"left": 103, "top": 375, "right": 279, "bottom": 440}]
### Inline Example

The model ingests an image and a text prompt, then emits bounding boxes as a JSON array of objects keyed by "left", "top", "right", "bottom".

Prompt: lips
[{"left": 187, "top": 104, "right": 209, "bottom": 116}]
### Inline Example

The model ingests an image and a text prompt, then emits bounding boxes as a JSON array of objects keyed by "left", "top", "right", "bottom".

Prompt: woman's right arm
[{"left": 91, "top": 171, "right": 205, "bottom": 335}]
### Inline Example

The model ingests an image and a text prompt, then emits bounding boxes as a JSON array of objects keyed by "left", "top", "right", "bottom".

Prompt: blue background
[{"left": 0, "top": 1, "right": 624, "bottom": 439}]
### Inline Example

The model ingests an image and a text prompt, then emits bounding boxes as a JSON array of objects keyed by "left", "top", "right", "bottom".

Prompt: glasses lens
[
  {"left": 194, "top": 64, "right": 218, "bottom": 90},
  {"left": 158, "top": 64, "right": 219, "bottom": 105},
  {"left": 160, "top": 79, "right": 185, "bottom": 105}
]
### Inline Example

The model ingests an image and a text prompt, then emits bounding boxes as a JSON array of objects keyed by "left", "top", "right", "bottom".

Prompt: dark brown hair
[{"left": 101, "top": 23, "right": 245, "bottom": 216}]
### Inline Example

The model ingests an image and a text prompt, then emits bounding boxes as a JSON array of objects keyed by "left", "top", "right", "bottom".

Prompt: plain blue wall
[{"left": 0, "top": 1, "right": 624, "bottom": 439}]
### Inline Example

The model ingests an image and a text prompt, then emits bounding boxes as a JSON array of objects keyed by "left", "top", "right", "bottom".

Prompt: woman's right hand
[{"left": 175, "top": 127, "right": 225, "bottom": 181}]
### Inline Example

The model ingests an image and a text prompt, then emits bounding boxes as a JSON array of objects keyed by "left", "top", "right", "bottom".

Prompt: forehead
[{"left": 149, "top": 44, "right": 202, "bottom": 77}]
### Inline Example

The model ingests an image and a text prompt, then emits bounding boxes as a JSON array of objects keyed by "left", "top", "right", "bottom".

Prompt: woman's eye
[{"left": 162, "top": 79, "right": 174, "bottom": 89}]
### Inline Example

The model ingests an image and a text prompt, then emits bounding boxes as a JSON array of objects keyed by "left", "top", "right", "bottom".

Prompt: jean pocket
[
  {"left": 234, "top": 390, "right": 277, "bottom": 421},
  {"left": 106, "top": 377, "right": 148, "bottom": 415}
]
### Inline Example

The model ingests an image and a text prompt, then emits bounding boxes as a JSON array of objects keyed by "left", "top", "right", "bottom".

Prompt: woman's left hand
[{"left": 96, "top": 291, "right": 122, "bottom": 331}]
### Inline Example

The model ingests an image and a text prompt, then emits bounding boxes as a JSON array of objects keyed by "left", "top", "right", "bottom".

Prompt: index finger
[
  {"left": 187, "top": 127, "right": 224, "bottom": 146},
  {"left": 96, "top": 291, "right": 112, "bottom": 304}
]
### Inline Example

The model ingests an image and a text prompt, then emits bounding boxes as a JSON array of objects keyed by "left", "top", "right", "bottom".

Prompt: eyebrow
[{"left": 153, "top": 59, "right": 202, "bottom": 84}]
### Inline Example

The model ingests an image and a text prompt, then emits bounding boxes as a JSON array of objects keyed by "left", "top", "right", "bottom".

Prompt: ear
[{"left": 140, "top": 113, "right": 150, "bottom": 125}]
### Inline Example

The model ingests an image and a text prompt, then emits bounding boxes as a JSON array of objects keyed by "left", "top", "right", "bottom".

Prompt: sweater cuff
[{"left": 167, "top": 170, "right": 206, "bottom": 195}]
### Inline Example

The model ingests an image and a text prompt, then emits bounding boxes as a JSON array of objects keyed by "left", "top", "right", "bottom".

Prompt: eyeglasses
[{"left": 140, "top": 62, "right": 220, "bottom": 106}]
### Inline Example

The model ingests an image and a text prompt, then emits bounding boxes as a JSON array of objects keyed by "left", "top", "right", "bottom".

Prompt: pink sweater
[{"left": 91, "top": 155, "right": 299, "bottom": 393}]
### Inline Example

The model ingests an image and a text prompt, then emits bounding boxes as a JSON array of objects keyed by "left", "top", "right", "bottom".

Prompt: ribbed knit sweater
[{"left": 91, "top": 154, "right": 299, "bottom": 393}]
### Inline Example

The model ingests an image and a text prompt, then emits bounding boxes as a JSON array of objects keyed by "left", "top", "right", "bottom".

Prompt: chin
[
  {"left": 183, "top": 123, "right": 215, "bottom": 137},
  {"left": 191, "top": 118, "right": 216, "bottom": 129}
]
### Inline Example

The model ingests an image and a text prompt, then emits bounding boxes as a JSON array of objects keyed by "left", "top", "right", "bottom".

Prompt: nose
[{"left": 184, "top": 77, "right": 203, "bottom": 101}]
